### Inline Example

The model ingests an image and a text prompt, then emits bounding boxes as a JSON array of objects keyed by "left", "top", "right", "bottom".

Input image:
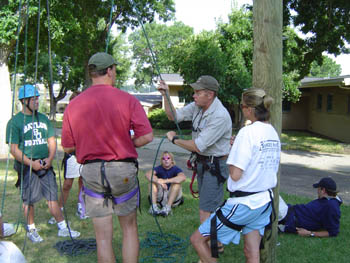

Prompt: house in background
[
  {"left": 131, "top": 92, "right": 162, "bottom": 115},
  {"left": 283, "top": 75, "right": 350, "bottom": 143},
  {"left": 157, "top": 73, "right": 186, "bottom": 110}
]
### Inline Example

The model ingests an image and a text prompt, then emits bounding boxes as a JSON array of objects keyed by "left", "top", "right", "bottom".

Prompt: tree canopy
[
  {"left": 1, "top": 0, "right": 176, "bottom": 117},
  {"left": 128, "top": 21, "right": 193, "bottom": 89},
  {"left": 283, "top": 0, "right": 350, "bottom": 78}
]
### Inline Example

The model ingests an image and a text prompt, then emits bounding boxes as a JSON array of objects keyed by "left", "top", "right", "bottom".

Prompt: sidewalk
[{"left": 137, "top": 137, "right": 350, "bottom": 204}]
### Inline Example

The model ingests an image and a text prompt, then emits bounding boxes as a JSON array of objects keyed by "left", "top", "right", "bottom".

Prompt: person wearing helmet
[{"left": 6, "top": 84, "right": 80, "bottom": 243}]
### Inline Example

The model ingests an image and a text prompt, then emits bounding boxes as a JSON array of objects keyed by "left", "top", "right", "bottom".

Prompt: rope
[
  {"left": 54, "top": 238, "right": 97, "bottom": 256},
  {"left": 140, "top": 232, "right": 189, "bottom": 263},
  {"left": 128, "top": 0, "right": 182, "bottom": 137},
  {"left": 105, "top": 0, "right": 114, "bottom": 52}
]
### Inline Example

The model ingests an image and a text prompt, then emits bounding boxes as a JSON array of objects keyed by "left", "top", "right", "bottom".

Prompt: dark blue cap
[{"left": 313, "top": 177, "right": 337, "bottom": 192}]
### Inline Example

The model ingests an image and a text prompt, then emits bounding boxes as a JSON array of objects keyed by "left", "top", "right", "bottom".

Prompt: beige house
[
  {"left": 158, "top": 73, "right": 186, "bottom": 110},
  {"left": 282, "top": 76, "right": 350, "bottom": 143}
]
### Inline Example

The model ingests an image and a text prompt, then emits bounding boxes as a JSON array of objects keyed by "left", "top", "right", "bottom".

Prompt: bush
[{"left": 148, "top": 108, "right": 176, "bottom": 129}]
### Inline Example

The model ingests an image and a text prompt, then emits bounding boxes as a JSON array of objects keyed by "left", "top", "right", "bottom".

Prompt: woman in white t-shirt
[{"left": 191, "top": 88, "right": 281, "bottom": 263}]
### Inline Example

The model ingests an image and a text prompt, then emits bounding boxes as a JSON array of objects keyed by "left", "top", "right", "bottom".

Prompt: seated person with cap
[
  {"left": 278, "top": 177, "right": 342, "bottom": 237},
  {"left": 145, "top": 151, "right": 186, "bottom": 216}
]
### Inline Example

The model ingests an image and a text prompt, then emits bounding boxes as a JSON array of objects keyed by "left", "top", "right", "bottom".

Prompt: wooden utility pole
[{"left": 252, "top": 0, "right": 283, "bottom": 262}]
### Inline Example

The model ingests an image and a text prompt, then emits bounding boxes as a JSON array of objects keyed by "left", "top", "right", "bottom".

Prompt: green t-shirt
[{"left": 6, "top": 112, "right": 55, "bottom": 159}]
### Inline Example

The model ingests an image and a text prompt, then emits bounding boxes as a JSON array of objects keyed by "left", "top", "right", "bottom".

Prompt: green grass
[
  {"left": 1, "top": 159, "right": 349, "bottom": 262},
  {"left": 281, "top": 130, "right": 348, "bottom": 154}
]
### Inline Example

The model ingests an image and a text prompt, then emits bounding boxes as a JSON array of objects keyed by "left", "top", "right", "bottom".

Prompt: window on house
[
  {"left": 178, "top": 91, "right": 185, "bottom": 103},
  {"left": 317, "top": 94, "right": 322, "bottom": 110},
  {"left": 282, "top": 100, "right": 291, "bottom": 112},
  {"left": 327, "top": 94, "right": 333, "bottom": 112}
]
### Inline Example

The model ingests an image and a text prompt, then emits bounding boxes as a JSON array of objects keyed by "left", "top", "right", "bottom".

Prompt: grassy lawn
[{"left": 0, "top": 159, "right": 349, "bottom": 263}]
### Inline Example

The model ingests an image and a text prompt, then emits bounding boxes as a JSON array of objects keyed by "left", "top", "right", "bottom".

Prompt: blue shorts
[{"left": 199, "top": 202, "right": 272, "bottom": 245}]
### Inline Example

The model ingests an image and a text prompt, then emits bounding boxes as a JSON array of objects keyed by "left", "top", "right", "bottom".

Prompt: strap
[
  {"left": 229, "top": 190, "right": 260, "bottom": 198},
  {"left": 189, "top": 170, "right": 199, "bottom": 198},
  {"left": 100, "top": 161, "right": 113, "bottom": 207},
  {"left": 210, "top": 205, "right": 244, "bottom": 258},
  {"left": 82, "top": 185, "right": 139, "bottom": 205}
]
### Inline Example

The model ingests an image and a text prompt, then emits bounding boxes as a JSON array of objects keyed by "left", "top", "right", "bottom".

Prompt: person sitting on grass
[
  {"left": 278, "top": 177, "right": 342, "bottom": 237},
  {"left": 145, "top": 151, "right": 186, "bottom": 216}
]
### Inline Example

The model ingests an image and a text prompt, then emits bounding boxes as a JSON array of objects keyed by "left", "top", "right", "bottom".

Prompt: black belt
[
  {"left": 196, "top": 154, "right": 227, "bottom": 162},
  {"left": 84, "top": 158, "right": 136, "bottom": 164},
  {"left": 229, "top": 190, "right": 260, "bottom": 198}
]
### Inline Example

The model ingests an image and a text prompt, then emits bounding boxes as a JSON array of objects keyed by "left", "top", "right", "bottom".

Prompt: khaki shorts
[
  {"left": 154, "top": 185, "right": 183, "bottom": 208},
  {"left": 81, "top": 161, "right": 138, "bottom": 217},
  {"left": 21, "top": 168, "right": 58, "bottom": 205}
]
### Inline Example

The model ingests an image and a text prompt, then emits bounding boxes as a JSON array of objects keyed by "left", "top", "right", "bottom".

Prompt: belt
[
  {"left": 229, "top": 190, "right": 260, "bottom": 198},
  {"left": 196, "top": 154, "right": 228, "bottom": 162},
  {"left": 83, "top": 158, "right": 136, "bottom": 164}
]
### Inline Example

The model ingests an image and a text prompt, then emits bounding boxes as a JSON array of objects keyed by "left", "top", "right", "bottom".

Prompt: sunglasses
[{"left": 162, "top": 157, "right": 171, "bottom": 160}]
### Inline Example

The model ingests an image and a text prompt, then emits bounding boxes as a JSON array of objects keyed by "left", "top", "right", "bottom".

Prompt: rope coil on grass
[{"left": 54, "top": 238, "right": 97, "bottom": 256}]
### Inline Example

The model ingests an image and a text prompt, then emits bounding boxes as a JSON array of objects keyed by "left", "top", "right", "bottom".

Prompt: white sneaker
[
  {"left": 27, "top": 229, "right": 43, "bottom": 243},
  {"left": 148, "top": 204, "right": 163, "bottom": 216},
  {"left": 3, "top": 223, "right": 15, "bottom": 237},
  {"left": 161, "top": 205, "right": 172, "bottom": 216},
  {"left": 58, "top": 227, "right": 80, "bottom": 238},
  {"left": 76, "top": 205, "right": 89, "bottom": 220},
  {"left": 48, "top": 217, "right": 57, "bottom": 225}
]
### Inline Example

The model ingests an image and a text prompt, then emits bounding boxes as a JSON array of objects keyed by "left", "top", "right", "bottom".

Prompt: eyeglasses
[{"left": 162, "top": 157, "right": 171, "bottom": 160}]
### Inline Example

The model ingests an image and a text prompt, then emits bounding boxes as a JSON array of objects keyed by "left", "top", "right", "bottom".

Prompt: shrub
[{"left": 148, "top": 108, "right": 176, "bottom": 129}]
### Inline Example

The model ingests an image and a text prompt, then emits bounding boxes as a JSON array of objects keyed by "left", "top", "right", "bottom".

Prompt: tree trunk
[
  {"left": 252, "top": 0, "right": 283, "bottom": 262},
  {"left": 0, "top": 48, "right": 12, "bottom": 157}
]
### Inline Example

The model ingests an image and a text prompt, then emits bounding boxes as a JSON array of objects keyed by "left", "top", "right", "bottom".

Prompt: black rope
[{"left": 54, "top": 238, "right": 97, "bottom": 256}]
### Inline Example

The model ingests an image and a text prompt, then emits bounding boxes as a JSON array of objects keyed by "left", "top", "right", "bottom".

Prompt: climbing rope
[
  {"left": 105, "top": 0, "right": 115, "bottom": 52},
  {"left": 127, "top": 1, "right": 192, "bottom": 262}
]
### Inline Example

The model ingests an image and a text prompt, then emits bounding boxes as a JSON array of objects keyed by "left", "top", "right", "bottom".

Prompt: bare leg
[
  {"left": 199, "top": 209, "right": 211, "bottom": 224},
  {"left": 59, "top": 178, "right": 74, "bottom": 208},
  {"left": 47, "top": 201, "right": 64, "bottom": 222},
  {"left": 150, "top": 183, "right": 158, "bottom": 205},
  {"left": 167, "top": 184, "right": 181, "bottom": 206},
  {"left": 92, "top": 215, "right": 115, "bottom": 263},
  {"left": 191, "top": 229, "right": 217, "bottom": 263},
  {"left": 23, "top": 204, "right": 35, "bottom": 225},
  {"left": 243, "top": 230, "right": 261, "bottom": 263},
  {"left": 118, "top": 210, "right": 139, "bottom": 263}
]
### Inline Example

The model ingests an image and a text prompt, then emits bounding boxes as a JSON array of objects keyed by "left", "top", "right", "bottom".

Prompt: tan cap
[
  {"left": 190, "top": 75, "right": 219, "bottom": 92},
  {"left": 88, "top": 52, "right": 117, "bottom": 71}
]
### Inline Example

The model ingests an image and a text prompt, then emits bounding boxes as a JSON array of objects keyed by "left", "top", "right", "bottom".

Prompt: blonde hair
[
  {"left": 242, "top": 88, "right": 274, "bottom": 121},
  {"left": 160, "top": 151, "right": 175, "bottom": 165}
]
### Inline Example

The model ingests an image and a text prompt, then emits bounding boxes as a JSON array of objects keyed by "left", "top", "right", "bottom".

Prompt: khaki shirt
[{"left": 176, "top": 97, "right": 232, "bottom": 156}]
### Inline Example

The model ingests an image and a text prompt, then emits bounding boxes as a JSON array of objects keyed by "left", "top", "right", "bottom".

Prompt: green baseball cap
[
  {"left": 88, "top": 52, "right": 117, "bottom": 71},
  {"left": 190, "top": 75, "right": 219, "bottom": 92}
]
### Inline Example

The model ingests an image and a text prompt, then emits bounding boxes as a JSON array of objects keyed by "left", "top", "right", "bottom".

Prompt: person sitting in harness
[
  {"left": 190, "top": 88, "right": 281, "bottom": 263},
  {"left": 145, "top": 151, "right": 186, "bottom": 216}
]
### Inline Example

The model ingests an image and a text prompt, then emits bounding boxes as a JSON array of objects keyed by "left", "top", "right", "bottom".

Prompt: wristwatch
[
  {"left": 310, "top": 232, "right": 315, "bottom": 237},
  {"left": 172, "top": 136, "right": 179, "bottom": 144}
]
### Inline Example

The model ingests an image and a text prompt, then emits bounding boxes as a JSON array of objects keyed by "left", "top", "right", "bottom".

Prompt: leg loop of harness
[{"left": 210, "top": 203, "right": 245, "bottom": 258}]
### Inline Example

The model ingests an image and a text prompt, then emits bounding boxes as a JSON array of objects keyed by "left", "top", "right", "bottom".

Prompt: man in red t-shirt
[{"left": 61, "top": 52, "right": 153, "bottom": 263}]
